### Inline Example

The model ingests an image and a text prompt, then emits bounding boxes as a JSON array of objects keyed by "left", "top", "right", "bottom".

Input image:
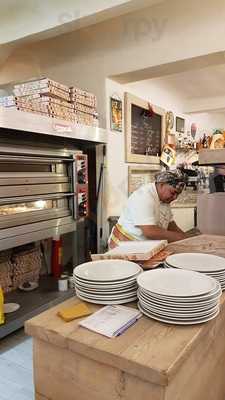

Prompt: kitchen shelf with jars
[{"left": 163, "top": 114, "right": 216, "bottom": 230}]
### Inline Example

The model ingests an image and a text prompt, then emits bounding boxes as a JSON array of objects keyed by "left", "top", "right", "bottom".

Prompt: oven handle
[
  {"left": 0, "top": 155, "right": 75, "bottom": 164},
  {"left": 0, "top": 192, "right": 75, "bottom": 205}
]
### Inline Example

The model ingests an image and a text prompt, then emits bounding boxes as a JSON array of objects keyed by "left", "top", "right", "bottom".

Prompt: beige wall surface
[
  {"left": 2, "top": 0, "right": 225, "bottom": 125},
  {"left": 1, "top": 0, "right": 225, "bottom": 244}
]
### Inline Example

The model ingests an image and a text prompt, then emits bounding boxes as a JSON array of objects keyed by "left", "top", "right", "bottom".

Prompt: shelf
[
  {"left": 0, "top": 276, "right": 73, "bottom": 339},
  {"left": 198, "top": 149, "right": 225, "bottom": 165},
  {"left": 0, "top": 107, "right": 107, "bottom": 144}
]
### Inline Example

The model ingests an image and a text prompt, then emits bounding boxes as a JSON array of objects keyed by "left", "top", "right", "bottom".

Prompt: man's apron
[{"left": 108, "top": 223, "right": 136, "bottom": 249}]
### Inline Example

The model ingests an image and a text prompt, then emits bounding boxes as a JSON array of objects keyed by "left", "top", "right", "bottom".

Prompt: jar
[{"left": 58, "top": 276, "right": 68, "bottom": 291}]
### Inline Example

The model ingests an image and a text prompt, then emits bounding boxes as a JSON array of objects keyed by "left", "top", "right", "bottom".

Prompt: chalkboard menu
[
  {"left": 131, "top": 104, "right": 162, "bottom": 156},
  {"left": 125, "top": 92, "right": 165, "bottom": 164}
]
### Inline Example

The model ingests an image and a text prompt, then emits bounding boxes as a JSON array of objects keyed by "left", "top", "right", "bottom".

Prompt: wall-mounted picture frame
[
  {"left": 176, "top": 116, "right": 185, "bottom": 133},
  {"left": 124, "top": 92, "right": 165, "bottom": 164},
  {"left": 110, "top": 97, "right": 122, "bottom": 132}
]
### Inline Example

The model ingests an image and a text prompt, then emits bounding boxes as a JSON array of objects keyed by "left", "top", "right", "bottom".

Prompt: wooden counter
[{"left": 25, "top": 234, "right": 225, "bottom": 400}]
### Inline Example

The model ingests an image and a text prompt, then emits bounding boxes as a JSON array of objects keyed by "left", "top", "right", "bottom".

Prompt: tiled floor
[{"left": 0, "top": 329, "right": 34, "bottom": 400}]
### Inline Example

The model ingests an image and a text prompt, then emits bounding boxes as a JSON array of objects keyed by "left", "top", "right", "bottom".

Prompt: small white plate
[
  {"left": 4, "top": 303, "right": 20, "bottom": 313},
  {"left": 75, "top": 288, "right": 137, "bottom": 300},
  {"left": 74, "top": 274, "right": 138, "bottom": 287},
  {"left": 74, "top": 260, "right": 142, "bottom": 282},
  {"left": 76, "top": 293, "right": 137, "bottom": 305},
  {"left": 18, "top": 281, "right": 39, "bottom": 291},
  {"left": 75, "top": 283, "right": 137, "bottom": 295}
]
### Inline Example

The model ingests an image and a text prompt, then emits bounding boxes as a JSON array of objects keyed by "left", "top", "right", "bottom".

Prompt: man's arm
[
  {"left": 168, "top": 220, "right": 185, "bottom": 234},
  {"left": 138, "top": 224, "right": 187, "bottom": 243}
]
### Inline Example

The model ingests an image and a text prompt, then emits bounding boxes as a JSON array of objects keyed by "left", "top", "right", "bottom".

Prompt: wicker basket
[
  {"left": 0, "top": 260, "right": 13, "bottom": 293},
  {"left": 12, "top": 247, "right": 42, "bottom": 289}
]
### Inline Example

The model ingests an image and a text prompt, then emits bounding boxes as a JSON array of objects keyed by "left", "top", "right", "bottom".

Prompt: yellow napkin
[{"left": 57, "top": 302, "right": 92, "bottom": 322}]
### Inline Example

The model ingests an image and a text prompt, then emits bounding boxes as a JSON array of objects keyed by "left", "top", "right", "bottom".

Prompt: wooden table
[{"left": 25, "top": 234, "right": 225, "bottom": 400}]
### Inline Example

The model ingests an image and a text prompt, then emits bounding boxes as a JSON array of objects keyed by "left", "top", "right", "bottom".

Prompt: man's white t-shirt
[{"left": 117, "top": 183, "right": 173, "bottom": 240}]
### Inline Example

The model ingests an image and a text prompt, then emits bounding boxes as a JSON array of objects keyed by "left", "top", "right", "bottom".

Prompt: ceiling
[
  {"left": 127, "top": 63, "right": 225, "bottom": 115},
  {"left": 0, "top": 0, "right": 164, "bottom": 45},
  {"left": 150, "top": 64, "right": 225, "bottom": 100}
]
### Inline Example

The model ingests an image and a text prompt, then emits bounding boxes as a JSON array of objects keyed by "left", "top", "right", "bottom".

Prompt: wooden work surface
[
  {"left": 166, "top": 233, "right": 225, "bottom": 258},
  {"left": 25, "top": 234, "right": 225, "bottom": 399},
  {"left": 25, "top": 235, "right": 225, "bottom": 385}
]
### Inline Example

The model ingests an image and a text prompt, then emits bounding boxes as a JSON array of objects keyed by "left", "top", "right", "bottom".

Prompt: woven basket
[
  {"left": 0, "top": 260, "right": 13, "bottom": 293},
  {"left": 12, "top": 247, "right": 42, "bottom": 289}
]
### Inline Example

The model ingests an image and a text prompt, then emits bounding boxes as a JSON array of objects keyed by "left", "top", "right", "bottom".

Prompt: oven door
[{"left": 0, "top": 153, "right": 77, "bottom": 250}]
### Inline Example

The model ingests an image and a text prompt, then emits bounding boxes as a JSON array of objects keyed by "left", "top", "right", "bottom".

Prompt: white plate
[
  {"left": 138, "top": 303, "right": 220, "bottom": 325},
  {"left": 4, "top": 303, "right": 20, "bottom": 313},
  {"left": 18, "top": 281, "right": 39, "bottom": 291},
  {"left": 75, "top": 283, "right": 137, "bottom": 294},
  {"left": 74, "top": 274, "right": 138, "bottom": 287},
  {"left": 164, "top": 263, "right": 225, "bottom": 279},
  {"left": 138, "top": 289, "right": 220, "bottom": 309},
  {"left": 76, "top": 293, "right": 137, "bottom": 305},
  {"left": 139, "top": 302, "right": 219, "bottom": 321},
  {"left": 75, "top": 281, "right": 136, "bottom": 291},
  {"left": 137, "top": 269, "right": 218, "bottom": 297},
  {"left": 74, "top": 260, "right": 142, "bottom": 282},
  {"left": 138, "top": 282, "right": 222, "bottom": 301},
  {"left": 75, "top": 288, "right": 137, "bottom": 299},
  {"left": 138, "top": 299, "right": 219, "bottom": 318},
  {"left": 166, "top": 253, "right": 225, "bottom": 273}
]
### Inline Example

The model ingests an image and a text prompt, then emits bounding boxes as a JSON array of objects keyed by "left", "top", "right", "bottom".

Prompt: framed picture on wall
[
  {"left": 124, "top": 92, "right": 165, "bottom": 164},
  {"left": 110, "top": 97, "right": 122, "bottom": 132},
  {"left": 176, "top": 116, "right": 185, "bottom": 133}
]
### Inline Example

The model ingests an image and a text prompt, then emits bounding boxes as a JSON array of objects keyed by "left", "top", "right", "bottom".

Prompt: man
[
  {"left": 209, "top": 165, "right": 225, "bottom": 193},
  {"left": 108, "top": 170, "right": 187, "bottom": 249}
]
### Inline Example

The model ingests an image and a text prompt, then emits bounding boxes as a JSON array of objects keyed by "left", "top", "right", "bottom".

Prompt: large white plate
[
  {"left": 74, "top": 260, "right": 142, "bottom": 282},
  {"left": 138, "top": 303, "right": 220, "bottom": 325},
  {"left": 138, "top": 290, "right": 220, "bottom": 310},
  {"left": 139, "top": 282, "right": 222, "bottom": 301},
  {"left": 166, "top": 253, "right": 225, "bottom": 273},
  {"left": 138, "top": 284, "right": 222, "bottom": 304},
  {"left": 138, "top": 299, "right": 219, "bottom": 318},
  {"left": 137, "top": 269, "right": 218, "bottom": 297},
  {"left": 164, "top": 263, "right": 225, "bottom": 278},
  {"left": 76, "top": 293, "right": 137, "bottom": 305}
]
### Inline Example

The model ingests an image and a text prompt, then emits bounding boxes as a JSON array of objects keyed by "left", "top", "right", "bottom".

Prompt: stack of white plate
[
  {"left": 165, "top": 253, "right": 225, "bottom": 290},
  {"left": 73, "top": 260, "right": 142, "bottom": 304},
  {"left": 137, "top": 269, "right": 221, "bottom": 325}
]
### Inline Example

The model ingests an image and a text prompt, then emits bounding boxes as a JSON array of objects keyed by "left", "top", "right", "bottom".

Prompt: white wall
[
  {"left": 126, "top": 80, "right": 225, "bottom": 138},
  {"left": 0, "top": 0, "right": 152, "bottom": 44},
  {"left": 105, "top": 77, "right": 185, "bottom": 222},
  {"left": 105, "top": 78, "right": 225, "bottom": 224},
  {"left": 2, "top": 0, "right": 225, "bottom": 127},
  {"left": 2, "top": 0, "right": 225, "bottom": 242},
  {"left": 187, "top": 112, "right": 225, "bottom": 139}
]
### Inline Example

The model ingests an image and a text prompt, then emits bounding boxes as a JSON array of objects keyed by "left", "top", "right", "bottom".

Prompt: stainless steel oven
[{"left": 0, "top": 147, "right": 80, "bottom": 250}]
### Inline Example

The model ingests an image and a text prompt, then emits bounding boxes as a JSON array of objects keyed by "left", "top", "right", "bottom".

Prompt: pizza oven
[{"left": 0, "top": 145, "right": 88, "bottom": 251}]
